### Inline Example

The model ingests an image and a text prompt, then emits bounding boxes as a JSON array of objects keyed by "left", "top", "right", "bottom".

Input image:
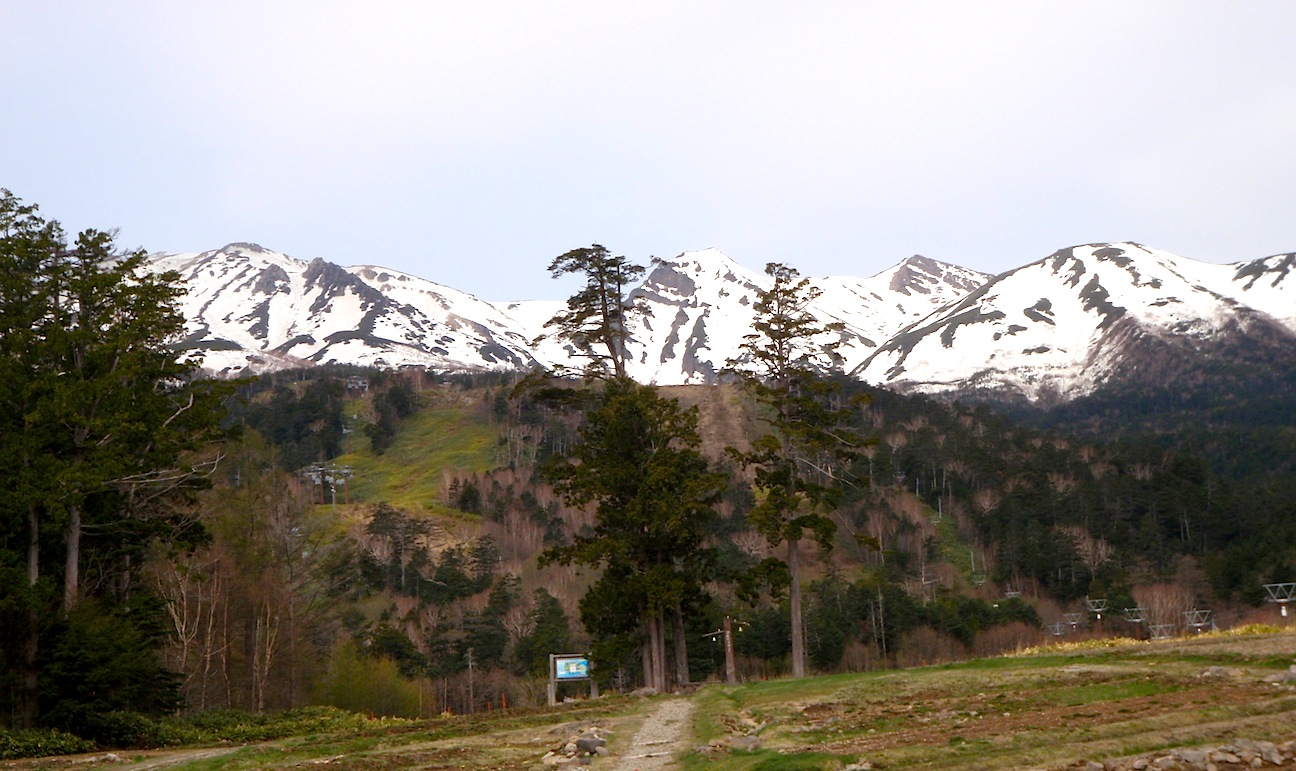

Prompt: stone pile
[
  {"left": 540, "top": 725, "right": 610, "bottom": 766},
  {"left": 1067, "top": 738, "right": 1296, "bottom": 770}
]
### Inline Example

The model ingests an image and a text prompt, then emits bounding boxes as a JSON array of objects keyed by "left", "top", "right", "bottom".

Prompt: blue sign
[{"left": 554, "top": 656, "right": 589, "bottom": 680}]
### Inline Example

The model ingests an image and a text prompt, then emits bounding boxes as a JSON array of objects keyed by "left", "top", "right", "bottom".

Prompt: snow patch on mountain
[
  {"left": 814, "top": 256, "right": 992, "bottom": 372},
  {"left": 151, "top": 243, "right": 541, "bottom": 376},
  {"left": 625, "top": 248, "right": 770, "bottom": 383},
  {"left": 852, "top": 243, "right": 1296, "bottom": 402}
]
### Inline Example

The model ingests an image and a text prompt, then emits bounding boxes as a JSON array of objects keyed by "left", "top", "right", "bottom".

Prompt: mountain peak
[
  {"left": 222, "top": 241, "right": 270, "bottom": 253},
  {"left": 854, "top": 240, "right": 1296, "bottom": 402},
  {"left": 899, "top": 253, "right": 938, "bottom": 268},
  {"left": 863, "top": 253, "right": 991, "bottom": 298},
  {"left": 675, "top": 247, "right": 732, "bottom": 262},
  {"left": 659, "top": 248, "right": 753, "bottom": 277}
]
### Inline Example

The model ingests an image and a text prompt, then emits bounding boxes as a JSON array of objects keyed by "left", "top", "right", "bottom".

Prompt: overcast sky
[{"left": 3, "top": 2, "right": 1294, "bottom": 301}]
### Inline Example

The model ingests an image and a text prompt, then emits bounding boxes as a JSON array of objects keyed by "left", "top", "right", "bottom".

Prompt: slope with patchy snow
[
  {"left": 152, "top": 243, "right": 541, "bottom": 376},
  {"left": 852, "top": 243, "right": 1296, "bottom": 402}
]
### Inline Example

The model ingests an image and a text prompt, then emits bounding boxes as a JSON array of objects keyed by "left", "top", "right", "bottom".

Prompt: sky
[{"left": 3, "top": 2, "right": 1295, "bottom": 301}]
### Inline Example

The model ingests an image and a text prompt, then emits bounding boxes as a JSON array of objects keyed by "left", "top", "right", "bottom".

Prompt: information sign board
[{"left": 554, "top": 655, "right": 589, "bottom": 680}]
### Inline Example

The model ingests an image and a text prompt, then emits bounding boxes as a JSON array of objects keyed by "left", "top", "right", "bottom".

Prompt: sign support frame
[{"left": 548, "top": 653, "right": 598, "bottom": 706}]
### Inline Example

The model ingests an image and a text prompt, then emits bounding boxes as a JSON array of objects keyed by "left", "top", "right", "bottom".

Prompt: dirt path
[
  {"left": 116, "top": 747, "right": 245, "bottom": 770},
  {"left": 612, "top": 697, "right": 694, "bottom": 771},
  {"left": 1, "top": 745, "right": 244, "bottom": 771}
]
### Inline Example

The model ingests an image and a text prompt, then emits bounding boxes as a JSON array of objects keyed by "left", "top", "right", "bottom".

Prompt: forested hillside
[
  {"left": 6, "top": 352, "right": 1294, "bottom": 741},
  {"left": 94, "top": 364, "right": 1289, "bottom": 721}
]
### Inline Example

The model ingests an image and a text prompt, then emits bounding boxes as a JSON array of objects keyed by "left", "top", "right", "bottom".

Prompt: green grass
[
  {"left": 1039, "top": 678, "right": 1183, "bottom": 707},
  {"left": 681, "top": 630, "right": 1296, "bottom": 771},
  {"left": 747, "top": 750, "right": 854, "bottom": 771},
  {"left": 337, "top": 403, "right": 500, "bottom": 510}
]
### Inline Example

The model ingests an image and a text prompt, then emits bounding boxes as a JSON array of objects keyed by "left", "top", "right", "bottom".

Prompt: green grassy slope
[{"left": 335, "top": 400, "right": 500, "bottom": 512}]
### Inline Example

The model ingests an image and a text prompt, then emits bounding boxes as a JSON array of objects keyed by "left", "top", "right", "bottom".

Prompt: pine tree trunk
[
  {"left": 672, "top": 605, "right": 689, "bottom": 686},
  {"left": 789, "top": 536, "right": 805, "bottom": 678},
  {"left": 641, "top": 618, "right": 654, "bottom": 691},
  {"left": 27, "top": 504, "right": 39, "bottom": 588},
  {"left": 648, "top": 614, "right": 667, "bottom": 692},
  {"left": 21, "top": 503, "right": 40, "bottom": 727},
  {"left": 63, "top": 501, "right": 82, "bottom": 613}
]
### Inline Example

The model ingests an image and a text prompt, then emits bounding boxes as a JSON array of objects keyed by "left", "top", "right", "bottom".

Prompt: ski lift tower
[
  {"left": 1085, "top": 597, "right": 1108, "bottom": 635},
  {"left": 300, "top": 462, "right": 353, "bottom": 508},
  {"left": 1148, "top": 624, "right": 1175, "bottom": 640},
  {"left": 1184, "top": 608, "right": 1213, "bottom": 635},
  {"left": 1063, "top": 612, "right": 1085, "bottom": 634},
  {"left": 1263, "top": 583, "right": 1295, "bottom": 618}
]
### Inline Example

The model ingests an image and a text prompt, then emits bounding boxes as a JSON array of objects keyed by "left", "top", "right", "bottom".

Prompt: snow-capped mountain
[
  {"left": 150, "top": 243, "right": 541, "bottom": 377},
  {"left": 147, "top": 241, "right": 1294, "bottom": 406},
  {"left": 811, "top": 255, "right": 992, "bottom": 372},
  {"left": 851, "top": 243, "right": 1296, "bottom": 404},
  {"left": 616, "top": 249, "right": 989, "bottom": 384},
  {"left": 622, "top": 249, "right": 771, "bottom": 384}
]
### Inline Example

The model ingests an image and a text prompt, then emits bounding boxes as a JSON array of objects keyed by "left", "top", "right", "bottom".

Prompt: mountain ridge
[
  {"left": 146, "top": 241, "right": 1295, "bottom": 407},
  {"left": 851, "top": 242, "right": 1296, "bottom": 404}
]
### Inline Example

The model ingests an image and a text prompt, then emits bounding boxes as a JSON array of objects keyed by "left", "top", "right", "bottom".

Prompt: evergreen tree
[
  {"left": 726, "top": 262, "right": 864, "bottom": 678},
  {"left": 539, "top": 244, "right": 644, "bottom": 379},
  {"left": 540, "top": 378, "right": 724, "bottom": 690},
  {"left": 514, "top": 589, "right": 572, "bottom": 677},
  {"left": 0, "top": 190, "right": 230, "bottom": 727}
]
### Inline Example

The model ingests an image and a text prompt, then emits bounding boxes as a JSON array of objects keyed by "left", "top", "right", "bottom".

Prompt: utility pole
[
  {"left": 723, "top": 616, "right": 737, "bottom": 685},
  {"left": 707, "top": 616, "right": 746, "bottom": 685},
  {"left": 466, "top": 648, "right": 475, "bottom": 714}
]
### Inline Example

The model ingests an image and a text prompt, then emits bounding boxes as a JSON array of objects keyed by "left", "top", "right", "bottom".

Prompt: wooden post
[{"left": 724, "top": 616, "right": 737, "bottom": 685}]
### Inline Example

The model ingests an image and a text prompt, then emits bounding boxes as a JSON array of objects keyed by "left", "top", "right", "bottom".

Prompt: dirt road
[{"left": 612, "top": 697, "right": 693, "bottom": 771}]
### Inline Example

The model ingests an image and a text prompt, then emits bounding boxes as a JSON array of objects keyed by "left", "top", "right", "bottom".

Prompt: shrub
[
  {"left": 973, "top": 621, "right": 1045, "bottom": 657},
  {"left": 38, "top": 602, "right": 181, "bottom": 734},
  {"left": 0, "top": 728, "right": 95, "bottom": 759},
  {"left": 58, "top": 711, "right": 200, "bottom": 749},
  {"left": 179, "top": 706, "right": 382, "bottom": 742},
  {"left": 897, "top": 626, "right": 964, "bottom": 667},
  {"left": 315, "top": 642, "right": 422, "bottom": 718}
]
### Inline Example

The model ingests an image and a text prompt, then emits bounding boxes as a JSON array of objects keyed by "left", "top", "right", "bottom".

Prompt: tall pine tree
[
  {"left": 540, "top": 378, "right": 724, "bottom": 691},
  {"left": 539, "top": 244, "right": 644, "bottom": 379},
  {"left": 726, "top": 262, "right": 863, "bottom": 678}
]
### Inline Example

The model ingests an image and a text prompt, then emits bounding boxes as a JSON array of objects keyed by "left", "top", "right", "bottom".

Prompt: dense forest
[{"left": 3, "top": 197, "right": 1294, "bottom": 752}]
